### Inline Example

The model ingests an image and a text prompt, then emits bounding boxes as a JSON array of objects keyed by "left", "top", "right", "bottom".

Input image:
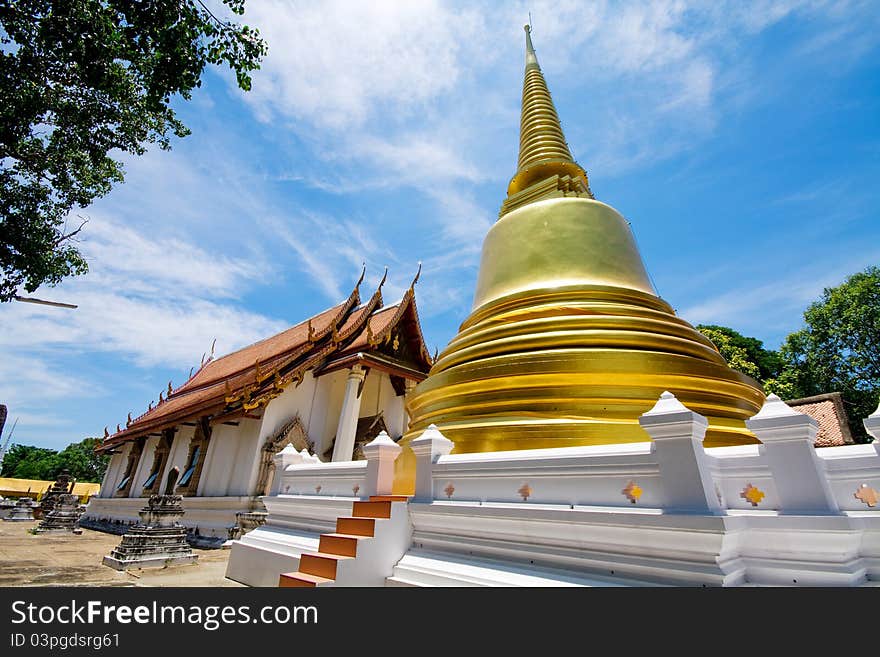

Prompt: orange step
[
  {"left": 319, "top": 533, "right": 363, "bottom": 558},
  {"left": 279, "top": 571, "right": 333, "bottom": 587},
  {"left": 336, "top": 516, "right": 375, "bottom": 537},
  {"left": 299, "top": 552, "right": 351, "bottom": 579},
  {"left": 352, "top": 500, "right": 392, "bottom": 519},
  {"left": 369, "top": 495, "right": 409, "bottom": 502}
]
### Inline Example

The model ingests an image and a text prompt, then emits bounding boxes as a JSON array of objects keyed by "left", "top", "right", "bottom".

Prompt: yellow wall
[{"left": 0, "top": 477, "right": 100, "bottom": 502}]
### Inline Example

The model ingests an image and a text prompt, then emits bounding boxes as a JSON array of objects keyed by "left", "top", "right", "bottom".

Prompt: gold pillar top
[{"left": 504, "top": 25, "right": 592, "bottom": 206}]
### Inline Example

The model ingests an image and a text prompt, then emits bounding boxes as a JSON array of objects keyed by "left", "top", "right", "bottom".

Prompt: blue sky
[{"left": 2, "top": 0, "right": 879, "bottom": 451}]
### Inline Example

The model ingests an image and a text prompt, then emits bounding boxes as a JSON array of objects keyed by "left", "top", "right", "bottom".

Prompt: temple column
[{"left": 332, "top": 365, "right": 367, "bottom": 462}]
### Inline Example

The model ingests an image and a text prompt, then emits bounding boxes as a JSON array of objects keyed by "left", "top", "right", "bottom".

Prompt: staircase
[{"left": 279, "top": 495, "right": 410, "bottom": 587}]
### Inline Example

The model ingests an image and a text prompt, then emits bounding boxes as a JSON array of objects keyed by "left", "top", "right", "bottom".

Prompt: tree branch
[{"left": 54, "top": 217, "right": 88, "bottom": 246}]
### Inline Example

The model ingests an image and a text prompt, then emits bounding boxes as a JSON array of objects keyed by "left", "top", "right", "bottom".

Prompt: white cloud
[
  {"left": 0, "top": 215, "right": 287, "bottom": 369},
  {"left": 242, "top": 0, "right": 488, "bottom": 130},
  {"left": 680, "top": 249, "right": 880, "bottom": 342}
]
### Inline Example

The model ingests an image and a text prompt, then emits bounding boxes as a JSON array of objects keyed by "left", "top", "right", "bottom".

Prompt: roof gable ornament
[
  {"left": 116, "top": 423, "right": 121, "bottom": 433},
  {"left": 307, "top": 319, "right": 316, "bottom": 342},
  {"left": 409, "top": 261, "right": 422, "bottom": 294},
  {"left": 103, "top": 426, "right": 109, "bottom": 439},
  {"left": 167, "top": 380, "right": 173, "bottom": 396},
  {"left": 126, "top": 412, "right": 132, "bottom": 428},
  {"left": 158, "top": 391, "right": 164, "bottom": 403}
]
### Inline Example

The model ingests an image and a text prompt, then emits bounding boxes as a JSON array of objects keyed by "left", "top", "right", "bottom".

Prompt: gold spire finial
[
  {"left": 524, "top": 23, "right": 538, "bottom": 71},
  {"left": 501, "top": 24, "right": 592, "bottom": 216}
]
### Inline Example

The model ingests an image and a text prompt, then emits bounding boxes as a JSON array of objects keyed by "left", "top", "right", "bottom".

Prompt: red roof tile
[{"left": 787, "top": 392, "right": 854, "bottom": 447}]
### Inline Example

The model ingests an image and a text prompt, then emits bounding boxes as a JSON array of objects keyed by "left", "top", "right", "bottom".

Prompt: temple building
[
  {"left": 83, "top": 271, "right": 432, "bottom": 544},
  {"left": 226, "top": 26, "right": 880, "bottom": 587}
]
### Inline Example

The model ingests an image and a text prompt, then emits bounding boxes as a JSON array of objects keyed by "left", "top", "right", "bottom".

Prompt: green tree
[
  {"left": 0, "top": 443, "right": 58, "bottom": 479},
  {"left": 0, "top": 0, "right": 267, "bottom": 301},
  {"left": 0, "top": 437, "right": 109, "bottom": 481},
  {"left": 773, "top": 266, "right": 880, "bottom": 442},
  {"left": 55, "top": 437, "right": 109, "bottom": 482},
  {"left": 696, "top": 324, "right": 782, "bottom": 382}
]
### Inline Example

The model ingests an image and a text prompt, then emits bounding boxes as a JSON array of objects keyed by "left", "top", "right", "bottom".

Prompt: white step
[{"left": 389, "top": 550, "right": 661, "bottom": 587}]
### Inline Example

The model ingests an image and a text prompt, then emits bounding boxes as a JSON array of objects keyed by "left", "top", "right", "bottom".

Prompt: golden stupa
[{"left": 394, "top": 26, "right": 764, "bottom": 493}]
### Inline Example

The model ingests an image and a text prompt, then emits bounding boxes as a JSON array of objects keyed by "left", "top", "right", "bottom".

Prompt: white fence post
[
  {"left": 362, "top": 431, "right": 402, "bottom": 497},
  {"left": 271, "top": 445, "right": 317, "bottom": 495},
  {"left": 271, "top": 445, "right": 297, "bottom": 496},
  {"left": 747, "top": 394, "right": 838, "bottom": 515},
  {"left": 410, "top": 425, "right": 454, "bottom": 502},
  {"left": 639, "top": 392, "right": 721, "bottom": 513},
  {"left": 864, "top": 399, "right": 880, "bottom": 457}
]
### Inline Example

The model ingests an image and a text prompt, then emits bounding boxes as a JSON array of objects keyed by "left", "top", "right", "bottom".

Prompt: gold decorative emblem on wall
[
  {"left": 518, "top": 483, "right": 532, "bottom": 501},
  {"left": 315, "top": 485, "right": 322, "bottom": 494},
  {"left": 740, "top": 483, "right": 765, "bottom": 507},
  {"left": 444, "top": 483, "right": 455, "bottom": 499},
  {"left": 622, "top": 481, "right": 642, "bottom": 504},
  {"left": 854, "top": 484, "right": 879, "bottom": 508},
  {"left": 352, "top": 484, "right": 360, "bottom": 496}
]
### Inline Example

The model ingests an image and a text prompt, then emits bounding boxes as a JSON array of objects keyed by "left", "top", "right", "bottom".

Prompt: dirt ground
[{"left": 0, "top": 520, "right": 243, "bottom": 587}]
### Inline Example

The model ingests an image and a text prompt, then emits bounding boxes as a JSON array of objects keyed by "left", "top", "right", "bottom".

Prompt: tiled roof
[
  {"left": 176, "top": 302, "right": 347, "bottom": 394},
  {"left": 99, "top": 276, "right": 431, "bottom": 450},
  {"left": 787, "top": 392, "right": 854, "bottom": 447}
]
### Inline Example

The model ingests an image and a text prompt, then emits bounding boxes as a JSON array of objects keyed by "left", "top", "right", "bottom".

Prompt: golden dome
[{"left": 393, "top": 26, "right": 764, "bottom": 494}]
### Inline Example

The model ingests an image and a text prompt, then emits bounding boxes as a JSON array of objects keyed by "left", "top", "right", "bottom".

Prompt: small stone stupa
[
  {"left": 102, "top": 466, "right": 198, "bottom": 570},
  {"left": 35, "top": 471, "right": 84, "bottom": 534},
  {"left": 3, "top": 497, "right": 36, "bottom": 522}
]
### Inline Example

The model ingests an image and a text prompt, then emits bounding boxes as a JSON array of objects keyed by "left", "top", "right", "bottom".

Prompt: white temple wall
[
  {"left": 131, "top": 436, "right": 158, "bottom": 495},
  {"left": 100, "top": 443, "right": 130, "bottom": 498},
  {"left": 309, "top": 369, "right": 348, "bottom": 458},
  {"left": 260, "top": 371, "right": 319, "bottom": 446},
  {"left": 359, "top": 372, "right": 382, "bottom": 419},
  {"left": 160, "top": 425, "right": 195, "bottom": 493},
  {"left": 360, "top": 372, "right": 405, "bottom": 435},
  {"left": 197, "top": 424, "right": 239, "bottom": 497},
  {"left": 381, "top": 375, "right": 406, "bottom": 438},
  {"left": 227, "top": 418, "right": 263, "bottom": 496}
]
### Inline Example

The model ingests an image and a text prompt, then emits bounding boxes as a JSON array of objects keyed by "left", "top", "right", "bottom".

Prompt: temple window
[
  {"left": 177, "top": 445, "right": 201, "bottom": 488},
  {"left": 175, "top": 419, "right": 211, "bottom": 496},
  {"left": 142, "top": 469, "right": 160, "bottom": 490},
  {"left": 114, "top": 438, "right": 143, "bottom": 498},
  {"left": 141, "top": 430, "right": 174, "bottom": 497}
]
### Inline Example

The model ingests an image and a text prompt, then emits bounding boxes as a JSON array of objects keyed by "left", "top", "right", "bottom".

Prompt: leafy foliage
[
  {"left": 0, "top": 437, "right": 109, "bottom": 481},
  {"left": 0, "top": 0, "right": 267, "bottom": 300},
  {"left": 773, "top": 266, "right": 880, "bottom": 442},
  {"left": 698, "top": 267, "right": 880, "bottom": 443},
  {"left": 696, "top": 324, "right": 781, "bottom": 382}
]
